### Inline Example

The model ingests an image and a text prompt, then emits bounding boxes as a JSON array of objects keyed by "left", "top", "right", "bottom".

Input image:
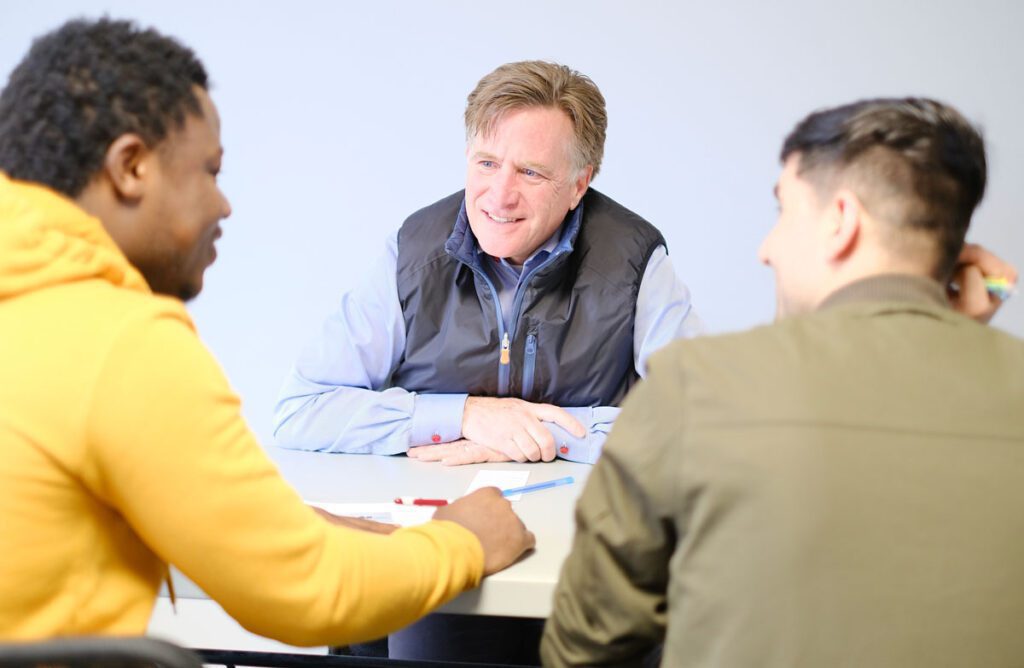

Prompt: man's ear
[
  {"left": 102, "top": 134, "right": 151, "bottom": 201},
  {"left": 570, "top": 165, "right": 593, "bottom": 209},
  {"left": 822, "top": 188, "right": 862, "bottom": 262}
]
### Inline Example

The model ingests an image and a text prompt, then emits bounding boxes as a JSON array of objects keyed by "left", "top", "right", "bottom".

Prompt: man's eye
[
  {"left": 480, "top": 160, "right": 496, "bottom": 169},
  {"left": 523, "top": 169, "right": 537, "bottom": 177}
]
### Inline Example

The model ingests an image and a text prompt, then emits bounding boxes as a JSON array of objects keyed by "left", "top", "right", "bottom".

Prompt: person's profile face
[
  {"left": 464, "top": 106, "right": 590, "bottom": 265},
  {"left": 138, "top": 87, "right": 231, "bottom": 301},
  {"left": 758, "top": 155, "right": 827, "bottom": 319}
]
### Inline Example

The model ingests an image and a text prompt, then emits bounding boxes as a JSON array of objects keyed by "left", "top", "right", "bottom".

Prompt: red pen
[{"left": 394, "top": 497, "right": 451, "bottom": 506}]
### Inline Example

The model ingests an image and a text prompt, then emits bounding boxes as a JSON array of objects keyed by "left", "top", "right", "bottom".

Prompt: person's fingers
[
  {"left": 436, "top": 488, "right": 533, "bottom": 575},
  {"left": 959, "top": 263, "right": 987, "bottom": 296},
  {"left": 408, "top": 444, "right": 451, "bottom": 462},
  {"left": 957, "top": 242, "right": 984, "bottom": 265},
  {"left": 441, "top": 453, "right": 472, "bottom": 466},
  {"left": 488, "top": 431, "right": 529, "bottom": 462},
  {"left": 463, "top": 396, "right": 590, "bottom": 456},
  {"left": 446, "top": 442, "right": 515, "bottom": 466},
  {"left": 441, "top": 442, "right": 483, "bottom": 466},
  {"left": 532, "top": 403, "right": 586, "bottom": 438},
  {"left": 524, "top": 420, "right": 556, "bottom": 461},
  {"left": 443, "top": 452, "right": 486, "bottom": 466},
  {"left": 953, "top": 263, "right": 999, "bottom": 322},
  {"left": 511, "top": 430, "right": 541, "bottom": 462},
  {"left": 958, "top": 243, "right": 1019, "bottom": 280}
]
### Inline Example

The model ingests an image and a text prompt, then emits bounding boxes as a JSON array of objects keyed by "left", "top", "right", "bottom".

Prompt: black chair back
[{"left": 0, "top": 636, "right": 202, "bottom": 668}]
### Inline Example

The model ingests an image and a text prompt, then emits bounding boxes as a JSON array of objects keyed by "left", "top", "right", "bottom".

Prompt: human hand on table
[
  {"left": 949, "top": 243, "right": 1018, "bottom": 323},
  {"left": 312, "top": 506, "right": 398, "bottom": 534},
  {"left": 434, "top": 487, "right": 535, "bottom": 575},
  {"left": 460, "top": 396, "right": 586, "bottom": 463},
  {"left": 408, "top": 439, "right": 514, "bottom": 466}
]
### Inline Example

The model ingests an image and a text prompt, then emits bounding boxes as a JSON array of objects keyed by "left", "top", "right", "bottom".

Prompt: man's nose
[
  {"left": 489, "top": 166, "right": 519, "bottom": 210},
  {"left": 757, "top": 231, "right": 773, "bottom": 266},
  {"left": 220, "top": 190, "right": 232, "bottom": 219}
]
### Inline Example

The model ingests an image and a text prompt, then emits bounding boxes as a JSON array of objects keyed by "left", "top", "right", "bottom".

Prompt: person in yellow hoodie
[{"left": 0, "top": 18, "right": 534, "bottom": 645}]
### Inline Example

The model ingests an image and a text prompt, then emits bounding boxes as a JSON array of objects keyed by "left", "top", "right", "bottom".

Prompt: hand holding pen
[
  {"left": 433, "top": 488, "right": 536, "bottom": 576},
  {"left": 949, "top": 243, "right": 1018, "bottom": 323},
  {"left": 396, "top": 476, "right": 575, "bottom": 506}
]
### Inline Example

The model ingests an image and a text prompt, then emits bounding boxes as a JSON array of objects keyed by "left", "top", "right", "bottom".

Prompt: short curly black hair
[{"left": 0, "top": 17, "right": 208, "bottom": 197}]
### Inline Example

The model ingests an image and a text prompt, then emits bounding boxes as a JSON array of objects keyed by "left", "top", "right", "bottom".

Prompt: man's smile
[{"left": 483, "top": 209, "right": 524, "bottom": 224}]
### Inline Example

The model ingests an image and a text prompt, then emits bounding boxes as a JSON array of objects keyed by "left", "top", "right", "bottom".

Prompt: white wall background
[{"left": 2, "top": 1, "right": 1021, "bottom": 446}]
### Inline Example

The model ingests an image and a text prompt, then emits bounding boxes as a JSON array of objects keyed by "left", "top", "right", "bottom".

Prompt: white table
[{"left": 149, "top": 448, "right": 590, "bottom": 651}]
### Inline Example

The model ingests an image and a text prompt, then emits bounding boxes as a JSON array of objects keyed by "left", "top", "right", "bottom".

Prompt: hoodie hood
[{"left": 0, "top": 172, "right": 149, "bottom": 300}]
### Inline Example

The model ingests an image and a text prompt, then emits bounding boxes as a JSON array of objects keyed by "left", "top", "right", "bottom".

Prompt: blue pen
[{"left": 501, "top": 476, "right": 575, "bottom": 498}]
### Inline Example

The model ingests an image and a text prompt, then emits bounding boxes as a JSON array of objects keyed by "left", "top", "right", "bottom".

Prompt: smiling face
[
  {"left": 464, "top": 106, "right": 591, "bottom": 264},
  {"left": 136, "top": 87, "right": 231, "bottom": 301}
]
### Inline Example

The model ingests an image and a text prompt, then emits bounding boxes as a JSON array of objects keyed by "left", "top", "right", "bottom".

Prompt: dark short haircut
[
  {"left": 0, "top": 18, "right": 208, "bottom": 197},
  {"left": 781, "top": 98, "right": 986, "bottom": 279}
]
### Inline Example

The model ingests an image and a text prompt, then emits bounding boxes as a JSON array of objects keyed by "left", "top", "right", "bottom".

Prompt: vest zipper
[
  {"left": 522, "top": 332, "right": 537, "bottom": 398},
  {"left": 466, "top": 250, "right": 564, "bottom": 397},
  {"left": 500, "top": 331, "right": 510, "bottom": 365},
  {"left": 508, "top": 250, "right": 565, "bottom": 341},
  {"left": 463, "top": 263, "right": 511, "bottom": 396},
  {"left": 503, "top": 251, "right": 562, "bottom": 398}
]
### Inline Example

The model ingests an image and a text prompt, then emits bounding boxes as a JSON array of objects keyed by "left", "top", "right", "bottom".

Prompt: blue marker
[{"left": 502, "top": 476, "right": 575, "bottom": 498}]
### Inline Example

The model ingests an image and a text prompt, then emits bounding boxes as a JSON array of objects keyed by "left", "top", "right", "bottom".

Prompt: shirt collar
[
  {"left": 444, "top": 196, "right": 585, "bottom": 269},
  {"left": 490, "top": 226, "right": 562, "bottom": 274}
]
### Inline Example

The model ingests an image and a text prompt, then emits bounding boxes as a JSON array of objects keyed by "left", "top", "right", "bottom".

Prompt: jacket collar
[
  {"left": 443, "top": 197, "right": 585, "bottom": 269},
  {"left": 818, "top": 274, "right": 950, "bottom": 312}
]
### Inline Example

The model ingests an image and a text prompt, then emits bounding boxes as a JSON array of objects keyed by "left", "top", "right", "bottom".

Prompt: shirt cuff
[
  {"left": 410, "top": 393, "right": 468, "bottom": 448},
  {"left": 544, "top": 406, "right": 621, "bottom": 464}
]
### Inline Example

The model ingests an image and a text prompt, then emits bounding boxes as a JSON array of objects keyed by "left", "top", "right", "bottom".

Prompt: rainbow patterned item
[{"left": 985, "top": 277, "right": 1016, "bottom": 301}]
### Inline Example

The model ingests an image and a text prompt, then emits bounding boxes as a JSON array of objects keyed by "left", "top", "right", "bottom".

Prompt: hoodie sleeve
[{"left": 82, "top": 304, "right": 484, "bottom": 646}]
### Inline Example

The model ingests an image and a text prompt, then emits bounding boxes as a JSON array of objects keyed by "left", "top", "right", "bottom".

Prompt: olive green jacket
[{"left": 542, "top": 275, "right": 1024, "bottom": 667}]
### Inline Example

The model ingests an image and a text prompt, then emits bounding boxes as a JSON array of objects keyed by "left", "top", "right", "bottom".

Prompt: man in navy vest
[
  {"left": 272, "top": 64, "right": 1012, "bottom": 664},
  {"left": 274, "top": 61, "right": 703, "bottom": 468}
]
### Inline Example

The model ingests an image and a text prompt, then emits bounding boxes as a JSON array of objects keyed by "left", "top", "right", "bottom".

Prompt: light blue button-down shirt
[{"left": 274, "top": 210, "right": 703, "bottom": 464}]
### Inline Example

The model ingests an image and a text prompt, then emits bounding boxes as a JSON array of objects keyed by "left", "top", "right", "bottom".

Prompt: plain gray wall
[{"left": 2, "top": 1, "right": 1021, "bottom": 446}]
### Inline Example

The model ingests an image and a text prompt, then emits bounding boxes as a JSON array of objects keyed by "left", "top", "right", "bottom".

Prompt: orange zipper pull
[{"left": 499, "top": 331, "right": 510, "bottom": 365}]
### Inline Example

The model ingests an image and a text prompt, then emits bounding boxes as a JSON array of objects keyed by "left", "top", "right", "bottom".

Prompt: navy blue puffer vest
[{"left": 392, "top": 188, "right": 665, "bottom": 407}]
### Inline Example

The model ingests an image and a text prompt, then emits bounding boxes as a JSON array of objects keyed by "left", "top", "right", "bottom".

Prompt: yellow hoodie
[{"left": 0, "top": 173, "right": 483, "bottom": 644}]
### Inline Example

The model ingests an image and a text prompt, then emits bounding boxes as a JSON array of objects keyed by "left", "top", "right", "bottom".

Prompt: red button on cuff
[
  {"left": 431, "top": 434, "right": 442, "bottom": 443},
  {"left": 559, "top": 445, "right": 569, "bottom": 455}
]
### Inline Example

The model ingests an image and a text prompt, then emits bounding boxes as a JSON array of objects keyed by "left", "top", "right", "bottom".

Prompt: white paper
[
  {"left": 464, "top": 470, "right": 530, "bottom": 500},
  {"left": 307, "top": 502, "right": 434, "bottom": 527}
]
